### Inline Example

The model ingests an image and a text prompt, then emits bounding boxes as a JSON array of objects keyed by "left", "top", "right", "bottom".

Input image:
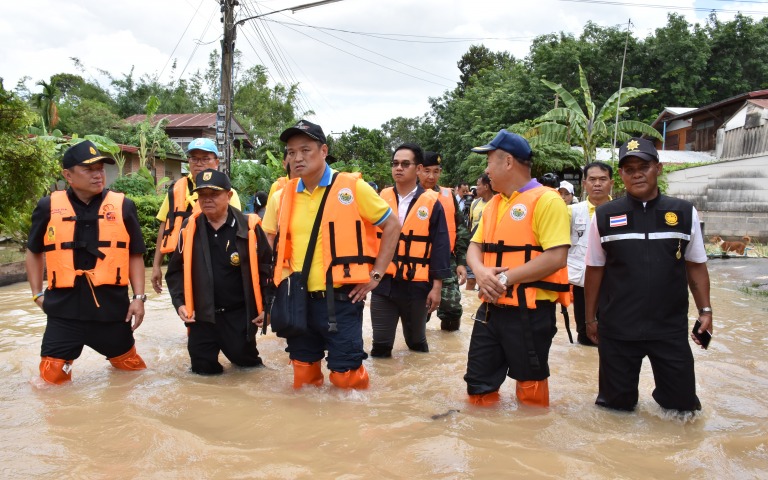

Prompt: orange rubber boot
[
  {"left": 329, "top": 365, "right": 369, "bottom": 390},
  {"left": 516, "top": 379, "right": 550, "bottom": 407},
  {"left": 39, "top": 357, "right": 73, "bottom": 385},
  {"left": 467, "top": 391, "right": 500, "bottom": 406},
  {"left": 292, "top": 360, "right": 324, "bottom": 388},
  {"left": 108, "top": 346, "right": 147, "bottom": 371}
]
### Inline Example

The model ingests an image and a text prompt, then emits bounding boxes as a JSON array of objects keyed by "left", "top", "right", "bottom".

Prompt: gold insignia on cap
[
  {"left": 89, "top": 146, "right": 97, "bottom": 155},
  {"left": 437, "top": 155, "right": 442, "bottom": 164},
  {"left": 664, "top": 212, "right": 678, "bottom": 226},
  {"left": 203, "top": 172, "right": 212, "bottom": 181},
  {"left": 627, "top": 140, "right": 640, "bottom": 151}
]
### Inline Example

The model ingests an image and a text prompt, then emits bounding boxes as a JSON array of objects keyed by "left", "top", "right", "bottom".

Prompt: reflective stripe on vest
[
  {"left": 480, "top": 187, "right": 570, "bottom": 307},
  {"left": 380, "top": 187, "right": 437, "bottom": 282},
  {"left": 272, "top": 173, "right": 376, "bottom": 286},
  {"left": 437, "top": 186, "right": 456, "bottom": 252},
  {"left": 181, "top": 212, "right": 263, "bottom": 316},
  {"left": 43, "top": 190, "right": 130, "bottom": 289},
  {"left": 160, "top": 178, "right": 200, "bottom": 254}
]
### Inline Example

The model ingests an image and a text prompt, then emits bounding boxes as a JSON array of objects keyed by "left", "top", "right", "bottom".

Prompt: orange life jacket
[
  {"left": 43, "top": 190, "right": 130, "bottom": 289},
  {"left": 379, "top": 187, "right": 438, "bottom": 282},
  {"left": 181, "top": 212, "right": 263, "bottom": 316},
  {"left": 160, "top": 178, "right": 200, "bottom": 254},
  {"left": 437, "top": 186, "right": 456, "bottom": 252},
  {"left": 272, "top": 173, "right": 377, "bottom": 286},
  {"left": 480, "top": 186, "right": 570, "bottom": 308}
]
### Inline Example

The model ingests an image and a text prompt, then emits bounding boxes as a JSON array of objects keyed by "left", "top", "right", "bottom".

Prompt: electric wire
[
  {"left": 159, "top": 0, "right": 207, "bottom": 81},
  {"left": 178, "top": 7, "right": 217, "bottom": 81}
]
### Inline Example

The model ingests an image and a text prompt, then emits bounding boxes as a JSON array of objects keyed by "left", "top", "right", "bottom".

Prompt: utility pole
[
  {"left": 218, "top": 0, "right": 237, "bottom": 176},
  {"left": 611, "top": 18, "right": 632, "bottom": 161}
]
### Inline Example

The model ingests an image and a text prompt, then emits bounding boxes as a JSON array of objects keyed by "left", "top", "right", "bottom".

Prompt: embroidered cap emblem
[
  {"left": 626, "top": 139, "right": 640, "bottom": 152},
  {"left": 89, "top": 146, "right": 97, "bottom": 155},
  {"left": 203, "top": 172, "right": 212, "bottom": 181}
]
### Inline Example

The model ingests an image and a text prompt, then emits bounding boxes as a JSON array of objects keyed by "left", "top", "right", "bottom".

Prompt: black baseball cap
[
  {"left": 279, "top": 119, "right": 327, "bottom": 144},
  {"left": 422, "top": 151, "right": 443, "bottom": 167},
  {"left": 193, "top": 169, "right": 231, "bottom": 192},
  {"left": 62, "top": 140, "right": 116, "bottom": 169},
  {"left": 618, "top": 137, "right": 659, "bottom": 167}
]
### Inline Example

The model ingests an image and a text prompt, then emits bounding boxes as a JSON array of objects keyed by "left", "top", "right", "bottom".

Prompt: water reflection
[{"left": 0, "top": 259, "right": 766, "bottom": 478}]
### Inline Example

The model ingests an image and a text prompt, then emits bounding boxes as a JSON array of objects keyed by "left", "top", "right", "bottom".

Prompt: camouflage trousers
[{"left": 436, "top": 275, "right": 463, "bottom": 331}]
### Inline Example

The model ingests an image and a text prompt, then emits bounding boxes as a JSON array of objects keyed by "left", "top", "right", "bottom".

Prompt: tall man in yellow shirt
[
  {"left": 262, "top": 120, "right": 400, "bottom": 389},
  {"left": 464, "top": 129, "right": 570, "bottom": 407}
]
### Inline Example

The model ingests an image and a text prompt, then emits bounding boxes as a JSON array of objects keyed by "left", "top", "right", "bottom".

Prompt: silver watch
[
  {"left": 497, "top": 272, "right": 508, "bottom": 286},
  {"left": 132, "top": 294, "right": 148, "bottom": 302}
]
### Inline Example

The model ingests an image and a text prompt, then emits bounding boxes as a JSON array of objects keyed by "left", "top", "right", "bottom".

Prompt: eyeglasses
[
  {"left": 188, "top": 156, "right": 215, "bottom": 165},
  {"left": 391, "top": 160, "right": 414, "bottom": 168}
]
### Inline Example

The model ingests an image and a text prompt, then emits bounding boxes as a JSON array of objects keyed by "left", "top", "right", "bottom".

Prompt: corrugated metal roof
[
  {"left": 748, "top": 99, "right": 768, "bottom": 108},
  {"left": 123, "top": 113, "right": 247, "bottom": 134},
  {"left": 592, "top": 147, "right": 716, "bottom": 164}
]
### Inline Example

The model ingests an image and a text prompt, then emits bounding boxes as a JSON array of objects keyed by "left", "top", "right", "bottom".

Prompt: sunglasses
[{"left": 391, "top": 160, "right": 414, "bottom": 168}]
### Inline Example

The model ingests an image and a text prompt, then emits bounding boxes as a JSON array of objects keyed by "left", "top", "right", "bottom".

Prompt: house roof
[
  {"left": 656, "top": 89, "right": 768, "bottom": 125},
  {"left": 123, "top": 113, "right": 254, "bottom": 148},
  {"left": 749, "top": 99, "right": 768, "bottom": 109},
  {"left": 650, "top": 107, "right": 696, "bottom": 129},
  {"left": 593, "top": 147, "right": 715, "bottom": 164}
]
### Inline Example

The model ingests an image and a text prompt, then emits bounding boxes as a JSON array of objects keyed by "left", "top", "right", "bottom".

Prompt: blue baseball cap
[
  {"left": 471, "top": 129, "right": 532, "bottom": 161},
  {"left": 186, "top": 138, "right": 220, "bottom": 157}
]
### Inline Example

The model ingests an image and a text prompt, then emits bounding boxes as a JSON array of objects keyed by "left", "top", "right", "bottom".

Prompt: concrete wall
[{"left": 666, "top": 155, "right": 768, "bottom": 241}]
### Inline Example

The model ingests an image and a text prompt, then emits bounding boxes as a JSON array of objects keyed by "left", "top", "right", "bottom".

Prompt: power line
[
  {"left": 178, "top": 7, "right": 217, "bottom": 81},
  {"left": 159, "top": 0, "right": 207, "bottom": 81}
]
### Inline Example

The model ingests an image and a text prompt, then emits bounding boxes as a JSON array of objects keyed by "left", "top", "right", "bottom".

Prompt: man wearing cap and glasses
[
  {"left": 464, "top": 129, "right": 571, "bottom": 408},
  {"left": 584, "top": 137, "right": 712, "bottom": 413},
  {"left": 369, "top": 145, "right": 451, "bottom": 358},
  {"left": 151, "top": 138, "right": 242, "bottom": 294},
  {"left": 165, "top": 169, "right": 270, "bottom": 375},
  {"left": 26, "top": 140, "right": 148, "bottom": 384},
  {"left": 416, "top": 150, "right": 470, "bottom": 332},
  {"left": 263, "top": 120, "right": 400, "bottom": 389}
]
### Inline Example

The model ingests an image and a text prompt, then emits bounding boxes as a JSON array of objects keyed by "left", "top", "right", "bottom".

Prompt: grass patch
[
  {"left": 738, "top": 284, "right": 768, "bottom": 297},
  {"left": 0, "top": 245, "right": 25, "bottom": 264}
]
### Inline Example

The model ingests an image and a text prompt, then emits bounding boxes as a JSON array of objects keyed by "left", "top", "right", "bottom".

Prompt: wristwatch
[
  {"left": 497, "top": 272, "right": 508, "bottom": 286},
  {"left": 132, "top": 294, "right": 148, "bottom": 302},
  {"left": 370, "top": 270, "right": 382, "bottom": 282},
  {"left": 698, "top": 307, "right": 712, "bottom": 315}
]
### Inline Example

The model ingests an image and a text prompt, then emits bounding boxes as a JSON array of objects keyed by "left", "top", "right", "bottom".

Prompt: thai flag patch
[{"left": 609, "top": 214, "right": 628, "bottom": 227}]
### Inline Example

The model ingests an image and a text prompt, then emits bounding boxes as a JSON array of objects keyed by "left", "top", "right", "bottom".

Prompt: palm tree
[
  {"left": 33, "top": 80, "right": 60, "bottom": 133},
  {"left": 526, "top": 65, "right": 662, "bottom": 165}
]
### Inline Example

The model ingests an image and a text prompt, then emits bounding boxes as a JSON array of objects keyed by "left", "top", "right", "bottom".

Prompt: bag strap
[{"left": 300, "top": 172, "right": 338, "bottom": 283}]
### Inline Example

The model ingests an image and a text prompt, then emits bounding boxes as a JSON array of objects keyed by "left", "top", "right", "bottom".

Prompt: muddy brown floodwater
[{"left": 1, "top": 259, "right": 767, "bottom": 479}]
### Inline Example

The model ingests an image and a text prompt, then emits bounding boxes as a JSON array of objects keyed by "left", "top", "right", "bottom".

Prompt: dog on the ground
[{"left": 711, "top": 235, "right": 751, "bottom": 255}]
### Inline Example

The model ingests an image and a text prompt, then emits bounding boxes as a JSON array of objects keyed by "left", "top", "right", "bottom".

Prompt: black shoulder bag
[{"left": 269, "top": 174, "right": 336, "bottom": 338}]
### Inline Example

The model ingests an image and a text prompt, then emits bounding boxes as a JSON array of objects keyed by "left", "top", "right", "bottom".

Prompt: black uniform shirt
[
  {"left": 204, "top": 210, "right": 244, "bottom": 310},
  {"left": 28, "top": 188, "right": 146, "bottom": 322}
]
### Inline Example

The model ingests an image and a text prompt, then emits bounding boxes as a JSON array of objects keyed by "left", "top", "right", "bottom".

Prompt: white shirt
[
  {"left": 586, "top": 205, "right": 707, "bottom": 266},
  {"left": 397, "top": 186, "right": 418, "bottom": 226}
]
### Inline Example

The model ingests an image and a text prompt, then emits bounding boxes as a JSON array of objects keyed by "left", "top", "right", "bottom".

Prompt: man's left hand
[
  {"left": 349, "top": 280, "right": 378, "bottom": 303},
  {"left": 426, "top": 287, "right": 441, "bottom": 314},
  {"left": 456, "top": 265, "right": 467, "bottom": 286},
  {"left": 126, "top": 299, "right": 145, "bottom": 331}
]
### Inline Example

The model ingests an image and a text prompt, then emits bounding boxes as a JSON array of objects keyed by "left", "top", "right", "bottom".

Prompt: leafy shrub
[
  {"left": 128, "top": 194, "right": 163, "bottom": 266},
  {"left": 110, "top": 170, "right": 156, "bottom": 196}
]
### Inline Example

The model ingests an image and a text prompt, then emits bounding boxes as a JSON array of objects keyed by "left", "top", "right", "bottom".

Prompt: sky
[{"left": 2, "top": 0, "right": 767, "bottom": 136}]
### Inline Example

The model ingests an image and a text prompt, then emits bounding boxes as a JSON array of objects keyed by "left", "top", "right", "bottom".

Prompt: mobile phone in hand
[{"left": 692, "top": 320, "right": 712, "bottom": 349}]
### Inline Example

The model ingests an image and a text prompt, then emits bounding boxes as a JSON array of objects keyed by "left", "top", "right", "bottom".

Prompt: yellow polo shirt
[
  {"left": 262, "top": 166, "right": 392, "bottom": 291},
  {"left": 471, "top": 184, "right": 570, "bottom": 301},
  {"left": 156, "top": 174, "right": 242, "bottom": 221}
]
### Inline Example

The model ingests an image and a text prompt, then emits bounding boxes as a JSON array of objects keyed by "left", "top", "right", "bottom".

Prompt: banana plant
[{"left": 526, "top": 65, "right": 662, "bottom": 165}]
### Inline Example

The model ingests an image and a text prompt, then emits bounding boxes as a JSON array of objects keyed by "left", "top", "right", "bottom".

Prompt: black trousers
[
  {"left": 187, "top": 306, "right": 262, "bottom": 374},
  {"left": 370, "top": 293, "right": 429, "bottom": 353},
  {"left": 573, "top": 285, "right": 586, "bottom": 335},
  {"left": 464, "top": 301, "right": 557, "bottom": 395},
  {"left": 41, "top": 316, "right": 135, "bottom": 360},
  {"left": 596, "top": 334, "right": 701, "bottom": 412}
]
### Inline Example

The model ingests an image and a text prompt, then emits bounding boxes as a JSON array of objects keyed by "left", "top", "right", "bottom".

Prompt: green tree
[
  {"left": 456, "top": 44, "right": 515, "bottom": 94},
  {"left": 527, "top": 65, "right": 662, "bottom": 165},
  {"left": 331, "top": 126, "right": 391, "bottom": 187},
  {"left": 33, "top": 80, "right": 60, "bottom": 133}
]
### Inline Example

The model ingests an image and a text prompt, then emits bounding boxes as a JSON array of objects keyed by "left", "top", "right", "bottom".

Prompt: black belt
[
  {"left": 214, "top": 304, "right": 245, "bottom": 313},
  {"left": 309, "top": 290, "right": 352, "bottom": 301}
]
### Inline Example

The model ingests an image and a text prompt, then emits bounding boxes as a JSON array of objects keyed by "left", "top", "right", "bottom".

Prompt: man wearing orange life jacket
[
  {"left": 262, "top": 120, "right": 400, "bottom": 390},
  {"left": 26, "top": 140, "right": 148, "bottom": 385},
  {"left": 418, "top": 151, "right": 471, "bottom": 331},
  {"left": 464, "top": 130, "right": 570, "bottom": 408},
  {"left": 165, "top": 169, "right": 271, "bottom": 375},
  {"left": 369, "top": 144, "right": 451, "bottom": 358},
  {"left": 151, "top": 138, "right": 241, "bottom": 294}
]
